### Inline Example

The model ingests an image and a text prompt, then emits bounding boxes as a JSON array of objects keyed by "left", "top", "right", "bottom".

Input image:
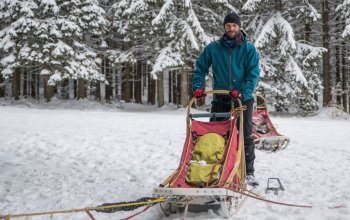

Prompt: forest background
[{"left": 1, "top": 0, "right": 350, "bottom": 114}]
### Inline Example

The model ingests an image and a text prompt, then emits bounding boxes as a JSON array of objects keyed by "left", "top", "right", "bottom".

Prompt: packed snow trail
[{"left": 0, "top": 104, "right": 349, "bottom": 220}]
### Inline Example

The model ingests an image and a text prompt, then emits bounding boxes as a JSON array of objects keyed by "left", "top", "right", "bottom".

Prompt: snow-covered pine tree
[
  {"left": 0, "top": 0, "right": 108, "bottom": 100},
  {"left": 242, "top": 0, "right": 325, "bottom": 112},
  {"left": 107, "top": 0, "right": 156, "bottom": 103},
  {"left": 336, "top": 0, "right": 350, "bottom": 40},
  {"left": 107, "top": 0, "right": 153, "bottom": 64},
  {"left": 0, "top": 0, "right": 31, "bottom": 80},
  {"left": 107, "top": 0, "right": 239, "bottom": 106},
  {"left": 150, "top": 0, "right": 238, "bottom": 106},
  {"left": 288, "top": 0, "right": 326, "bottom": 112},
  {"left": 336, "top": 0, "right": 350, "bottom": 112}
]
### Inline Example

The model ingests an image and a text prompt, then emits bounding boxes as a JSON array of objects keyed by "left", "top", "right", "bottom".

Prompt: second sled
[{"left": 252, "top": 94, "right": 290, "bottom": 152}]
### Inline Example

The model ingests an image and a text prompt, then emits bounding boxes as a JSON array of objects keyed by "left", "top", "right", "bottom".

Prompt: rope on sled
[
  {"left": 216, "top": 181, "right": 345, "bottom": 210},
  {"left": 85, "top": 211, "right": 97, "bottom": 220},
  {"left": 0, "top": 197, "right": 166, "bottom": 220},
  {"left": 236, "top": 186, "right": 345, "bottom": 209},
  {"left": 120, "top": 206, "right": 152, "bottom": 220}
]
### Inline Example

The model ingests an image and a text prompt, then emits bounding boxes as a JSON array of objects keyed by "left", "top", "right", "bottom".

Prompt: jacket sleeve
[
  {"left": 192, "top": 44, "right": 212, "bottom": 92},
  {"left": 239, "top": 43, "right": 260, "bottom": 101}
]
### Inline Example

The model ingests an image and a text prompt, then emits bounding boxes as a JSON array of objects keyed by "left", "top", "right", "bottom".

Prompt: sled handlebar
[
  {"left": 187, "top": 90, "right": 230, "bottom": 118},
  {"left": 186, "top": 90, "right": 244, "bottom": 128},
  {"left": 189, "top": 112, "right": 231, "bottom": 119},
  {"left": 187, "top": 90, "right": 242, "bottom": 118}
]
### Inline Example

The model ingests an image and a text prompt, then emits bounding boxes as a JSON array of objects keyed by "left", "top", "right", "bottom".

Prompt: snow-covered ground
[{"left": 1, "top": 100, "right": 350, "bottom": 220}]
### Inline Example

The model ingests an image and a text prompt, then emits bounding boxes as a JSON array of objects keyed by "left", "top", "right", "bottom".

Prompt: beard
[{"left": 225, "top": 30, "right": 239, "bottom": 39}]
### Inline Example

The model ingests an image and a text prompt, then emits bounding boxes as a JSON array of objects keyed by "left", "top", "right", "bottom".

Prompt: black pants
[{"left": 210, "top": 95, "right": 255, "bottom": 175}]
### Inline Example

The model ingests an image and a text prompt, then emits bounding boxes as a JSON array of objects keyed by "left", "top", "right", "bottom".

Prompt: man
[{"left": 192, "top": 11, "right": 260, "bottom": 186}]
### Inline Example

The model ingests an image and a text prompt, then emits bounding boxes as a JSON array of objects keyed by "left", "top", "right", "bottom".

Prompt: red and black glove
[
  {"left": 193, "top": 89, "right": 205, "bottom": 98},
  {"left": 229, "top": 90, "right": 241, "bottom": 99}
]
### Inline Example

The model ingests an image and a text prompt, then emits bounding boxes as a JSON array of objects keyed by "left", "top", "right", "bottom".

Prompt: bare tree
[
  {"left": 12, "top": 69, "right": 20, "bottom": 100},
  {"left": 43, "top": 75, "right": 55, "bottom": 101},
  {"left": 122, "top": 63, "right": 132, "bottom": 102},
  {"left": 135, "top": 60, "right": 142, "bottom": 104},
  {"left": 157, "top": 71, "right": 164, "bottom": 107},
  {"left": 77, "top": 79, "right": 86, "bottom": 100},
  {"left": 322, "top": 0, "right": 332, "bottom": 106},
  {"left": 180, "top": 67, "right": 189, "bottom": 107}
]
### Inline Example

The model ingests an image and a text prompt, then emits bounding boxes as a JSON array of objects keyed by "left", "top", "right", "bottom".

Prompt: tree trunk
[
  {"left": 176, "top": 72, "right": 181, "bottom": 107},
  {"left": 122, "top": 63, "right": 132, "bottom": 102},
  {"left": 43, "top": 75, "right": 55, "bottom": 101},
  {"left": 188, "top": 61, "right": 194, "bottom": 103},
  {"left": 305, "top": 23, "right": 311, "bottom": 42},
  {"left": 105, "top": 59, "right": 113, "bottom": 103},
  {"left": 31, "top": 73, "right": 36, "bottom": 98},
  {"left": 322, "top": 0, "right": 331, "bottom": 106},
  {"left": 135, "top": 60, "right": 142, "bottom": 103},
  {"left": 77, "top": 78, "right": 86, "bottom": 99},
  {"left": 23, "top": 69, "right": 27, "bottom": 98},
  {"left": 335, "top": 15, "right": 342, "bottom": 105},
  {"left": 116, "top": 65, "right": 122, "bottom": 100},
  {"left": 168, "top": 71, "right": 172, "bottom": 104},
  {"left": 148, "top": 71, "right": 156, "bottom": 105},
  {"left": 173, "top": 70, "right": 178, "bottom": 105},
  {"left": 12, "top": 68, "right": 20, "bottom": 100},
  {"left": 0, "top": 74, "right": 5, "bottom": 97},
  {"left": 180, "top": 66, "right": 189, "bottom": 107},
  {"left": 73, "top": 79, "right": 77, "bottom": 98},
  {"left": 274, "top": 0, "right": 282, "bottom": 11},
  {"left": 342, "top": 21, "right": 348, "bottom": 113},
  {"left": 60, "top": 79, "right": 69, "bottom": 99},
  {"left": 157, "top": 71, "right": 164, "bottom": 107},
  {"left": 95, "top": 82, "right": 101, "bottom": 101}
]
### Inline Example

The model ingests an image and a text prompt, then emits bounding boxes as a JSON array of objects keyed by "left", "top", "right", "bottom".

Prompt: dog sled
[
  {"left": 153, "top": 90, "right": 249, "bottom": 218},
  {"left": 252, "top": 94, "right": 290, "bottom": 152}
]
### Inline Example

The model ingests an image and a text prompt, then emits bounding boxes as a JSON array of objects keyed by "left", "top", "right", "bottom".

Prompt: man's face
[{"left": 224, "top": 22, "right": 240, "bottom": 38}]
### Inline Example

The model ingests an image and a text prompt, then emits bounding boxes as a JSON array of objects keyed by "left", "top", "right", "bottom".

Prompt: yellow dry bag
[{"left": 186, "top": 133, "right": 225, "bottom": 186}]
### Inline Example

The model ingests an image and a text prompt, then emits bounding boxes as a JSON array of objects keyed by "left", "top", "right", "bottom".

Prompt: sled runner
[
  {"left": 252, "top": 94, "right": 290, "bottom": 152},
  {"left": 153, "top": 90, "right": 248, "bottom": 218}
]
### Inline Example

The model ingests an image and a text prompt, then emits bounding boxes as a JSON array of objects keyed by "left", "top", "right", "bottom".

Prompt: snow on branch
[
  {"left": 182, "top": 21, "right": 199, "bottom": 50},
  {"left": 0, "top": 53, "right": 16, "bottom": 68},
  {"left": 183, "top": 0, "right": 191, "bottom": 8},
  {"left": 151, "top": 42, "right": 184, "bottom": 78},
  {"left": 304, "top": 2, "right": 320, "bottom": 22},
  {"left": 342, "top": 25, "right": 350, "bottom": 38},
  {"left": 152, "top": 0, "right": 173, "bottom": 25},
  {"left": 296, "top": 42, "right": 326, "bottom": 67},
  {"left": 255, "top": 16, "right": 276, "bottom": 49},
  {"left": 285, "top": 56, "right": 307, "bottom": 87},
  {"left": 106, "top": 49, "right": 136, "bottom": 65},
  {"left": 336, "top": 0, "right": 350, "bottom": 38},
  {"left": 40, "top": 0, "right": 59, "bottom": 15},
  {"left": 0, "top": 27, "right": 17, "bottom": 52},
  {"left": 257, "top": 81, "right": 285, "bottom": 97},
  {"left": 213, "top": 0, "right": 231, "bottom": 4},
  {"left": 259, "top": 58, "right": 278, "bottom": 78},
  {"left": 187, "top": 8, "right": 212, "bottom": 45},
  {"left": 123, "top": 0, "right": 148, "bottom": 16},
  {"left": 255, "top": 12, "right": 296, "bottom": 55},
  {"left": 51, "top": 40, "right": 74, "bottom": 57},
  {"left": 242, "top": 0, "right": 263, "bottom": 12}
]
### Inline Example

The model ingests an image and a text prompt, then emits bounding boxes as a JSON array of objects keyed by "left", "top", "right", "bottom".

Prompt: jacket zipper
[
  {"left": 221, "top": 39, "right": 234, "bottom": 91},
  {"left": 229, "top": 48, "right": 232, "bottom": 90}
]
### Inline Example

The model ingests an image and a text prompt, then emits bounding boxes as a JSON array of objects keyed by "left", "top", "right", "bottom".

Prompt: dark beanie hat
[{"left": 224, "top": 12, "right": 241, "bottom": 27}]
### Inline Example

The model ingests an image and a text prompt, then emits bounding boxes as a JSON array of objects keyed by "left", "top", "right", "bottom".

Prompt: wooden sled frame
[{"left": 153, "top": 90, "right": 247, "bottom": 219}]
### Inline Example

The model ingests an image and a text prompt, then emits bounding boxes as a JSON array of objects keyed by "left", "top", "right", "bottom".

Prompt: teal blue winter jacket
[{"left": 192, "top": 32, "right": 260, "bottom": 102}]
